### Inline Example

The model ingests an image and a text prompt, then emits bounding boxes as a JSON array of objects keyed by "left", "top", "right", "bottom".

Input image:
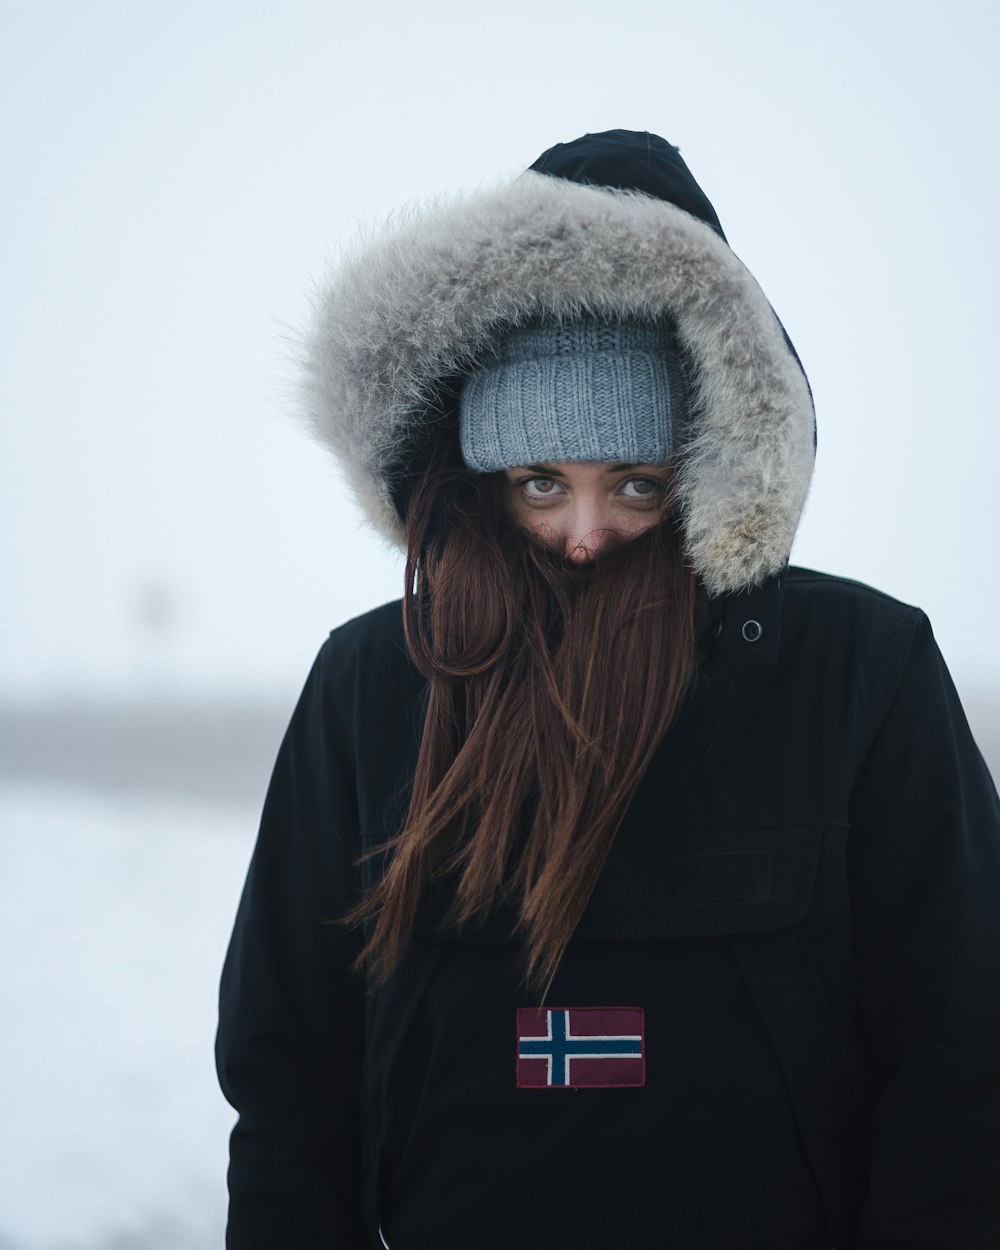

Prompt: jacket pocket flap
[
  {"left": 366, "top": 824, "right": 825, "bottom": 944},
  {"left": 574, "top": 824, "right": 823, "bottom": 940}
]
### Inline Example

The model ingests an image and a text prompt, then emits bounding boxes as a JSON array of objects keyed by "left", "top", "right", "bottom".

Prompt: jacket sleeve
[
  {"left": 216, "top": 636, "right": 368, "bottom": 1248},
  {"left": 849, "top": 611, "right": 1000, "bottom": 1247}
]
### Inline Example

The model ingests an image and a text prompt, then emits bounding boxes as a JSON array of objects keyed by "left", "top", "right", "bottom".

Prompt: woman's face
[{"left": 500, "top": 461, "right": 675, "bottom": 563}]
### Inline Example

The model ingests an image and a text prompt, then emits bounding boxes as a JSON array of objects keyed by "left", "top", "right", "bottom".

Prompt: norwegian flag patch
[{"left": 516, "top": 1006, "right": 645, "bottom": 1088}]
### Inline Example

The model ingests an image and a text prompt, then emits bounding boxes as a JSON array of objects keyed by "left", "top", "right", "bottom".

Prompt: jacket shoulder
[
  {"left": 782, "top": 567, "right": 930, "bottom": 750},
  {"left": 783, "top": 566, "right": 926, "bottom": 649},
  {"left": 326, "top": 598, "right": 406, "bottom": 656},
  {"left": 319, "top": 598, "right": 406, "bottom": 675},
  {"left": 784, "top": 566, "right": 922, "bottom": 615},
  {"left": 319, "top": 598, "right": 423, "bottom": 717}
]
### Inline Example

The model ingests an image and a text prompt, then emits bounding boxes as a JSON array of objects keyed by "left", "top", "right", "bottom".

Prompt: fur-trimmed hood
[{"left": 303, "top": 130, "right": 815, "bottom": 596}]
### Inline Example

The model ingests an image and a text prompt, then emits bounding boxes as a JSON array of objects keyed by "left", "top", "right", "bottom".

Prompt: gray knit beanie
[{"left": 458, "top": 319, "right": 688, "bottom": 472}]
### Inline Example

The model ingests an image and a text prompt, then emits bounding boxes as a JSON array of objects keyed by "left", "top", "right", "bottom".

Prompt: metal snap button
[{"left": 741, "top": 619, "right": 763, "bottom": 643}]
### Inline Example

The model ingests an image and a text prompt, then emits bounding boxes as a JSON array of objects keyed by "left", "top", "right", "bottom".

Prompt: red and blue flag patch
[{"left": 516, "top": 1006, "right": 645, "bottom": 1088}]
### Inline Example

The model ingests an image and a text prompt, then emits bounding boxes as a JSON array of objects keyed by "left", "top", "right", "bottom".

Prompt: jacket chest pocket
[
  {"left": 574, "top": 823, "right": 823, "bottom": 941},
  {"left": 363, "top": 823, "right": 827, "bottom": 944},
  {"left": 583, "top": 824, "right": 861, "bottom": 1244},
  {"left": 361, "top": 823, "right": 860, "bottom": 1244},
  {"left": 362, "top": 825, "right": 830, "bottom": 940}
]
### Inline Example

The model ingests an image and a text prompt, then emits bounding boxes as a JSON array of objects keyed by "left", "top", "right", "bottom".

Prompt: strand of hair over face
[{"left": 347, "top": 453, "right": 706, "bottom": 999}]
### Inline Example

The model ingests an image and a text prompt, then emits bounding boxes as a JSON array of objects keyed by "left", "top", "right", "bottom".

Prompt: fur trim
[{"left": 302, "top": 171, "right": 815, "bottom": 595}]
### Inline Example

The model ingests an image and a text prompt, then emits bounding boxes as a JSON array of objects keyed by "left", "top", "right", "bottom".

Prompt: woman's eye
[
  {"left": 620, "top": 478, "right": 661, "bottom": 499},
  {"left": 523, "top": 478, "right": 562, "bottom": 497}
]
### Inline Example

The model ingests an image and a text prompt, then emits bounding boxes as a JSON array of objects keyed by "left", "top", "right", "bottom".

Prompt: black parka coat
[{"left": 217, "top": 133, "right": 1000, "bottom": 1248}]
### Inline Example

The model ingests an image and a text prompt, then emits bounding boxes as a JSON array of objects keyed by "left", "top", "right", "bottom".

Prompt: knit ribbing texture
[{"left": 459, "top": 320, "right": 688, "bottom": 472}]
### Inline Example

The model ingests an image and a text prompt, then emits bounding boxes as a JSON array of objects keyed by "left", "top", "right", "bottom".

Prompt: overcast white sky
[{"left": 2, "top": 0, "right": 998, "bottom": 706}]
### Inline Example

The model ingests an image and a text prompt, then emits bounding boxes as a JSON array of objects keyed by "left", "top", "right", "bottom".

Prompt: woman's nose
[
  {"left": 563, "top": 508, "right": 616, "bottom": 562},
  {"left": 565, "top": 532, "right": 608, "bottom": 562}
]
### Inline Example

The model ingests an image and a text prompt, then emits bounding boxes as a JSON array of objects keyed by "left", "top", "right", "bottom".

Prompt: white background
[{"left": 2, "top": 0, "right": 999, "bottom": 704}]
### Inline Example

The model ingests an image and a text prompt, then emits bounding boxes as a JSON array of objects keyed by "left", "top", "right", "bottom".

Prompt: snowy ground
[{"left": 0, "top": 781, "right": 256, "bottom": 1250}]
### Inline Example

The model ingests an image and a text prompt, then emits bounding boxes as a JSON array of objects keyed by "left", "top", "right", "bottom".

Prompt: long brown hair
[{"left": 351, "top": 454, "right": 705, "bottom": 995}]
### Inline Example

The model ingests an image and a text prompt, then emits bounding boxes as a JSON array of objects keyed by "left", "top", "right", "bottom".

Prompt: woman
[{"left": 217, "top": 131, "right": 1000, "bottom": 1248}]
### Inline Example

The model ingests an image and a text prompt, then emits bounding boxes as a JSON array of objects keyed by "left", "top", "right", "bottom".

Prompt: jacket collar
[{"left": 707, "top": 574, "right": 784, "bottom": 664}]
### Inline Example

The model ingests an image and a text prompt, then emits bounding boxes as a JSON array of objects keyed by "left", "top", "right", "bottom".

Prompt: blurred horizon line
[{"left": 3, "top": 690, "right": 998, "bottom": 808}]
